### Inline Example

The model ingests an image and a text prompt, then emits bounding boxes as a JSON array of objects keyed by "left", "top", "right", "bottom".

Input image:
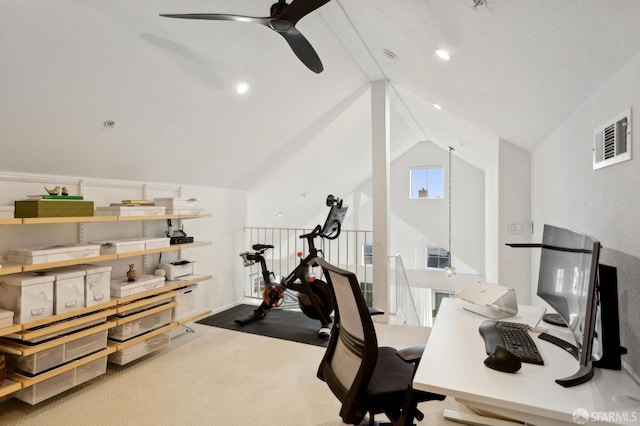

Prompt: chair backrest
[{"left": 315, "top": 258, "right": 378, "bottom": 424}]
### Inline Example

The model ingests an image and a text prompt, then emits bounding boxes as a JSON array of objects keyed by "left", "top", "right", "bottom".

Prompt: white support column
[{"left": 371, "top": 80, "right": 390, "bottom": 322}]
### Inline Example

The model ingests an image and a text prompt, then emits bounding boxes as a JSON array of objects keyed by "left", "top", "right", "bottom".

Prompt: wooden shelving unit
[{"left": 0, "top": 213, "right": 214, "bottom": 403}]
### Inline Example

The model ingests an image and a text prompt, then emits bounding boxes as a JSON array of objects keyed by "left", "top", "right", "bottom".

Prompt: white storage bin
[
  {"left": 0, "top": 272, "right": 55, "bottom": 323},
  {"left": 67, "top": 264, "right": 111, "bottom": 307},
  {"left": 108, "top": 333, "right": 171, "bottom": 365},
  {"left": 43, "top": 268, "right": 86, "bottom": 314},
  {"left": 0, "top": 309, "right": 13, "bottom": 328},
  {"left": 64, "top": 329, "right": 108, "bottom": 362},
  {"left": 110, "top": 275, "right": 165, "bottom": 298},
  {"left": 75, "top": 356, "right": 107, "bottom": 385},
  {"left": 90, "top": 238, "right": 145, "bottom": 255},
  {"left": 0, "top": 206, "right": 14, "bottom": 219},
  {"left": 14, "top": 355, "right": 108, "bottom": 405},
  {"left": 7, "top": 345, "right": 65, "bottom": 375},
  {"left": 22, "top": 318, "right": 105, "bottom": 344},
  {"left": 95, "top": 205, "right": 166, "bottom": 216},
  {"left": 8, "top": 328, "right": 107, "bottom": 374},
  {"left": 7, "top": 244, "right": 100, "bottom": 265},
  {"left": 108, "top": 307, "right": 172, "bottom": 341},
  {"left": 153, "top": 198, "right": 202, "bottom": 215},
  {"left": 145, "top": 237, "right": 170, "bottom": 250},
  {"left": 15, "top": 368, "right": 76, "bottom": 404},
  {"left": 173, "top": 285, "right": 198, "bottom": 321},
  {"left": 158, "top": 261, "right": 194, "bottom": 280}
]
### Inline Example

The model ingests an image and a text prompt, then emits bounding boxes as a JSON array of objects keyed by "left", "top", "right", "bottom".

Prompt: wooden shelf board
[
  {"left": 0, "top": 323, "right": 23, "bottom": 337},
  {"left": 115, "top": 286, "right": 175, "bottom": 305},
  {"left": 111, "top": 301, "right": 176, "bottom": 326},
  {"left": 177, "top": 310, "right": 212, "bottom": 326},
  {"left": 178, "top": 213, "right": 212, "bottom": 219},
  {"left": 0, "top": 379, "right": 22, "bottom": 398},
  {"left": 21, "top": 254, "right": 118, "bottom": 272},
  {"left": 8, "top": 346, "right": 115, "bottom": 388},
  {"left": 164, "top": 274, "right": 212, "bottom": 290},
  {"left": 18, "top": 308, "right": 116, "bottom": 340},
  {"left": 0, "top": 262, "right": 23, "bottom": 276},
  {"left": 116, "top": 214, "right": 176, "bottom": 221},
  {"left": 0, "top": 322, "right": 113, "bottom": 356},
  {"left": 108, "top": 323, "right": 177, "bottom": 351},
  {"left": 0, "top": 213, "right": 211, "bottom": 226},
  {"left": 22, "top": 216, "right": 116, "bottom": 224},
  {"left": 115, "top": 292, "right": 176, "bottom": 315}
]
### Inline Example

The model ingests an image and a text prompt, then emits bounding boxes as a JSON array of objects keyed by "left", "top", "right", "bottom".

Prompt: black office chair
[{"left": 315, "top": 258, "right": 445, "bottom": 426}]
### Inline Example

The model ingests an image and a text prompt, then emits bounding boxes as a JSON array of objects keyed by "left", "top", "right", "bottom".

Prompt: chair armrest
[
  {"left": 369, "top": 307, "right": 385, "bottom": 316},
  {"left": 396, "top": 345, "right": 424, "bottom": 363}
]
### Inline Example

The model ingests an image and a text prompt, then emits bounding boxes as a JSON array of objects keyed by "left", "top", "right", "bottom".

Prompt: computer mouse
[{"left": 484, "top": 346, "right": 522, "bottom": 373}]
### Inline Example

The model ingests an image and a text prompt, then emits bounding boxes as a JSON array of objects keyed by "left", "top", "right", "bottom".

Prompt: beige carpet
[{"left": 0, "top": 321, "right": 473, "bottom": 426}]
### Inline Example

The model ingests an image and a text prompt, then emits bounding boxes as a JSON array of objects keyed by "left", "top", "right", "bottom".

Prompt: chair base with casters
[{"left": 315, "top": 258, "right": 445, "bottom": 426}]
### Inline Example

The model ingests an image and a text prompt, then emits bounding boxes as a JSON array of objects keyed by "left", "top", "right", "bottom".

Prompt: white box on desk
[
  {"left": 158, "top": 261, "right": 194, "bottom": 280},
  {"left": 0, "top": 272, "right": 55, "bottom": 323},
  {"left": 95, "top": 205, "right": 166, "bottom": 216},
  {"left": 110, "top": 275, "right": 165, "bottom": 297},
  {"left": 90, "top": 238, "right": 145, "bottom": 255},
  {"left": 7, "top": 244, "right": 101, "bottom": 265},
  {"left": 41, "top": 268, "right": 86, "bottom": 314},
  {"left": 0, "top": 309, "right": 14, "bottom": 328},
  {"left": 0, "top": 206, "right": 14, "bottom": 219},
  {"left": 67, "top": 264, "right": 111, "bottom": 307},
  {"left": 145, "top": 237, "right": 170, "bottom": 250}
]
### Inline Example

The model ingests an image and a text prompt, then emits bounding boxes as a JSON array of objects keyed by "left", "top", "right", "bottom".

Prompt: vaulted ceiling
[{"left": 2, "top": 0, "right": 640, "bottom": 190}]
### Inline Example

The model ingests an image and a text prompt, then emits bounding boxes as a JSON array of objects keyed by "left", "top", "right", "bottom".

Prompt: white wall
[
  {"left": 0, "top": 171, "right": 247, "bottom": 315},
  {"left": 531, "top": 51, "right": 640, "bottom": 380},
  {"left": 498, "top": 139, "right": 532, "bottom": 303}
]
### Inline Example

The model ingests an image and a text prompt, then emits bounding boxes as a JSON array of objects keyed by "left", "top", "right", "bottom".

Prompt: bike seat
[{"left": 252, "top": 244, "right": 274, "bottom": 251}]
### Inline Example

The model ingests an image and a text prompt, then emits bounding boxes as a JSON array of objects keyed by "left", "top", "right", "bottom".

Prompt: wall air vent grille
[{"left": 593, "top": 109, "right": 631, "bottom": 170}]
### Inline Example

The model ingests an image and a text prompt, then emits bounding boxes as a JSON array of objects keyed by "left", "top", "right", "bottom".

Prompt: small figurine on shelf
[
  {"left": 61, "top": 186, "right": 69, "bottom": 196},
  {"left": 44, "top": 186, "right": 60, "bottom": 195},
  {"left": 126, "top": 264, "right": 137, "bottom": 282}
]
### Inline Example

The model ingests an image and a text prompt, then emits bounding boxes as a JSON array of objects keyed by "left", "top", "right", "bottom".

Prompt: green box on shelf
[{"left": 14, "top": 200, "right": 95, "bottom": 218}]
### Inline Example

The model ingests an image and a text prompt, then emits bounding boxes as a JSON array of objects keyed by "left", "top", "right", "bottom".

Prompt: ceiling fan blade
[
  {"left": 277, "top": 27, "right": 323, "bottom": 74},
  {"left": 159, "top": 13, "right": 271, "bottom": 26},
  {"left": 279, "top": 0, "right": 331, "bottom": 24}
]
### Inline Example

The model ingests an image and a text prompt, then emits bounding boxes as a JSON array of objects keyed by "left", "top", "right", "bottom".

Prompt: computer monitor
[{"left": 536, "top": 224, "right": 600, "bottom": 387}]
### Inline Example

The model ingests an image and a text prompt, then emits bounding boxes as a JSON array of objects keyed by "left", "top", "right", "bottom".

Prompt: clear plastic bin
[{"left": 108, "top": 308, "right": 172, "bottom": 341}]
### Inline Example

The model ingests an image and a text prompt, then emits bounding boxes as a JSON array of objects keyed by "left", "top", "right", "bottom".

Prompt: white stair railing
[{"left": 388, "top": 254, "right": 423, "bottom": 326}]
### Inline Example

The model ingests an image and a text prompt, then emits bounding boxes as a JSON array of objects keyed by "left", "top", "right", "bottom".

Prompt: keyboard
[{"left": 479, "top": 320, "right": 544, "bottom": 365}]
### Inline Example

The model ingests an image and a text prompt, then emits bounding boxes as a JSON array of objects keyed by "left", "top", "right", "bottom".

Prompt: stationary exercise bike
[{"left": 236, "top": 195, "right": 348, "bottom": 338}]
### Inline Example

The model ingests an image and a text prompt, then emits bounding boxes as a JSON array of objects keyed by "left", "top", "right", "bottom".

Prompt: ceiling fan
[{"left": 160, "top": 0, "right": 331, "bottom": 74}]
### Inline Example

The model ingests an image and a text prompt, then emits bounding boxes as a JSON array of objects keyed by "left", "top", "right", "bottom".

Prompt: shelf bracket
[{"left": 78, "top": 179, "right": 86, "bottom": 244}]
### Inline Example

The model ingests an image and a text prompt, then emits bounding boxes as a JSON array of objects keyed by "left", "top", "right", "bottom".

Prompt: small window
[
  {"left": 410, "top": 166, "right": 444, "bottom": 199},
  {"left": 426, "top": 246, "right": 450, "bottom": 269},
  {"left": 362, "top": 244, "right": 373, "bottom": 266}
]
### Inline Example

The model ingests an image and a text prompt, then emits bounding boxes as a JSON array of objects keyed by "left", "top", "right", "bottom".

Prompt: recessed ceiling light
[
  {"left": 236, "top": 82, "right": 249, "bottom": 95},
  {"left": 435, "top": 49, "right": 451, "bottom": 61},
  {"left": 382, "top": 49, "right": 398, "bottom": 62},
  {"left": 433, "top": 103, "right": 442, "bottom": 110}
]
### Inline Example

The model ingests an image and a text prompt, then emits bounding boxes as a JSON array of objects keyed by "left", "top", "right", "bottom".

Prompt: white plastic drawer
[
  {"left": 108, "top": 308, "right": 172, "bottom": 341},
  {"left": 8, "top": 345, "right": 65, "bottom": 375},
  {"left": 15, "top": 369, "right": 76, "bottom": 404}
]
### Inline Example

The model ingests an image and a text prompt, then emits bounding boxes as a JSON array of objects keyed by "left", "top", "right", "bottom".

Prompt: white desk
[{"left": 413, "top": 298, "right": 640, "bottom": 426}]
